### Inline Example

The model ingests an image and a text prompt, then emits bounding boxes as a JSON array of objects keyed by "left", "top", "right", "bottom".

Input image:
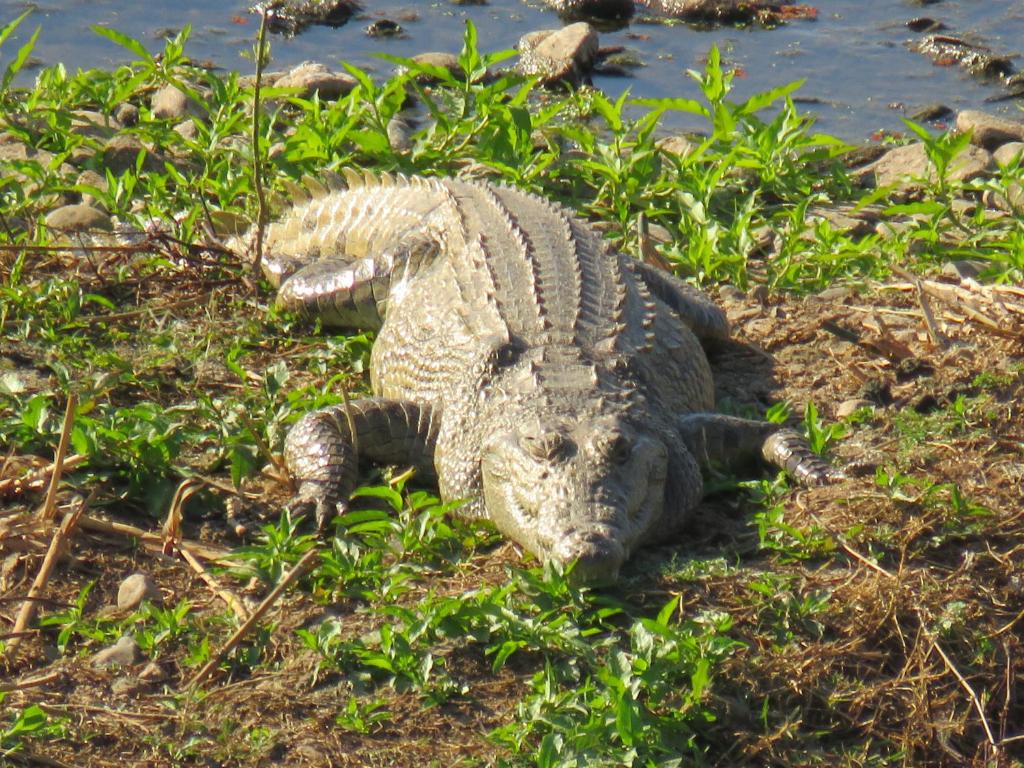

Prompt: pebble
[
  {"left": 151, "top": 84, "right": 194, "bottom": 121},
  {"left": 91, "top": 635, "right": 142, "bottom": 668},
  {"left": 518, "top": 22, "right": 599, "bottom": 85},
  {"left": 993, "top": 142, "right": 1024, "bottom": 168},
  {"left": 113, "top": 102, "right": 139, "bottom": 127},
  {"left": 44, "top": 204, "right": 113, "bottom": 232},
  {"left": 868, "top": 141, "right": 991, "bottom": 188},
  {"left": 407, "top": 52, "right": 465, "bottom": 83},
  {"left": 955, "top": 110, "right": 1024, "bottom": 150},
  {"left": 174, "top": 119, "right": 198, "bottom": 141},
  {"left": 117, "top": 572, "right": 161, "bottom": 611},
  {"left": 70, "top": 110, "right": 121, "bottom": 140},
  {"left": 941, "top": 260, "right": 987, "bottom": 280},
  {"left": 102, "top": 134, "right": 157, "bottom": 174},
  {"left": 656, "top": 135, "right": 696, "bottom": 158},
  {"left": 275, "top": 61, "right": 357, "bottom": 101}
]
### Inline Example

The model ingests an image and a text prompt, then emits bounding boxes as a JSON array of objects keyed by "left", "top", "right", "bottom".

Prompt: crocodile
[{"left": 250, "top": 170, "right": 839, "bottom": 583}]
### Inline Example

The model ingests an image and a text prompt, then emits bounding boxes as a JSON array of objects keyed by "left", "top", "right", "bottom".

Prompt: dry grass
[{"left": 1, "top": 246, "right": 1023, "bottom": 767}]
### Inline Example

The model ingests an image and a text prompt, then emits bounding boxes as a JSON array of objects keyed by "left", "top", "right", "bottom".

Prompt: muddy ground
[{"left": 2, "top": 253, "right": 1023, "bottom": 766}]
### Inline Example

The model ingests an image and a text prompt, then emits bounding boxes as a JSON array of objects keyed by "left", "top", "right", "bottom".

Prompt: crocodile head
[{"left": 480, "top": 411, "right": 669, "bottom": 584}]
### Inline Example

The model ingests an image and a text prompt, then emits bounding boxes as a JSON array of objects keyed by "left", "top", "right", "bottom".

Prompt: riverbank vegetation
[{"left": 2, "top": 13, "right": 1022, "bottom": 767}]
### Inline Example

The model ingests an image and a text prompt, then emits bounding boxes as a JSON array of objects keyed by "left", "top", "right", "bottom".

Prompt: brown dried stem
[
  {"left": 6, "top": 492, "right": 91, "bottom": 657},
  {"left": 187, "top": 547, "right": 319, "bottom": 689},
  {"left": 37, "top": 393, "right": 77, "bottom": 523}
]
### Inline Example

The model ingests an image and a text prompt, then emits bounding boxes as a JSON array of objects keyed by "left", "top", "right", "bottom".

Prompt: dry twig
[
  {"left": 37, "top": 393, "right": 77, "bottom": 523},
  {"left": 187, "top": 547, "right": 319, "bottom": 689},
  {"left": 6, "top": 492, "right": 91, "bottom": 656}
]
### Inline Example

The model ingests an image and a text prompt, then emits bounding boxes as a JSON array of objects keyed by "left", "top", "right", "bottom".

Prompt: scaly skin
[{"left": 249, "top": 169, "right": 839, "bottom": 583}]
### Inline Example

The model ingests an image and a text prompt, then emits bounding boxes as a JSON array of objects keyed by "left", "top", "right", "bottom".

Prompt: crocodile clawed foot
[{"left": 286, "top": 481, "right": 346, "bottom": 531}]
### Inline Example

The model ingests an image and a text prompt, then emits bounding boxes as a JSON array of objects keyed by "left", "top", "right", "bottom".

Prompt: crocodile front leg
[
  {"left": 676, "top": 413, "right": 844, "bottom": 485},
  {"left": 284, "top": 398, "right": 441, "bottom": 528}
]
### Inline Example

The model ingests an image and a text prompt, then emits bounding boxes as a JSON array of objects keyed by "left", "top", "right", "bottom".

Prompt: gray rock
[
  {"left": 541, "top": 0, "right": 634, "bottom": 19},
  {"left": 151, "top": 84, "right": 200, "bottom": 121},
  {"left": 407, "top": 52, "right": 465, "bottom": 83},
  {"left": 92, "top": 635, "right": 142, "bottom": 668},
  {"left": 44, "top": 204, "right": 113, "bottom": 232},
  {"left": 173, "top": 119, "right": 198, "bottom": 142},
  {"left": 387, "top": 116, "right": 414, "bottom": 152},
  {"left": 70, "top": 110, "right": 121, "bottom": 141},
  {"left": 102, "top": 134, "right": 162, "bottom": 175},
  {"left": 717, "top": 284, "right": 745, "bottom": 303},
  {"left": 868, "top": 142, "right": 991, "bottom": 188},
  {"left": 75, "top": 170, "right": 108, "bottom": 207},
  {"left": 518, "top": 22, "right": 599, "bottom": 86},
  {"left": 117, "top": 572, "right": 161, "bottom": 611},
  {"left": 956, "top": 110, "right": 1024, "bottom": 150},
  {"left": 941, "top": 260, "right": 987, "bottom": 280},
  {"left": 138, "top": 661, "right": 167, "bottom": 681},
  {"left": 983, "top": 183, "right": 1024, "bottom": 215},
  {"left": 275, "top": 61, "right": 357, "bottom": 101},
  {"left": 993, "top": 141, "right": 1024, "bottom": 168},
  {"left": 656, "top": 135, "right": 696, "bottom": 158},
  {"left": 113, "top": 102, "right": 139, "bottom": 127}
]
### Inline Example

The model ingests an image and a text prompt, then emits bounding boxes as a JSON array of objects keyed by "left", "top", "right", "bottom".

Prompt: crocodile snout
[{"left": 552, "top": 528, "right": 626, "bottom": 585}]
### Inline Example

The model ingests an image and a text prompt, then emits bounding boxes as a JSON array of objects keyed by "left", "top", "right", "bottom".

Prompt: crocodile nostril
[{"left": 522, "top": 430, "right": 573, "bottom": 462}]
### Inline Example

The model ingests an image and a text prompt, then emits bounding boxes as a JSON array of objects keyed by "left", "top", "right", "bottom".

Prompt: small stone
[
  {"left": 275, "top": 62, "right": 357, "bottom": 101},
  {"left": 656, "top": 135, "right": 695, "bottom": 158},
  {"left": 717, "top": 285, "right": 745, "bottom": 303},
  {"left": 993, "top": 142, "right": 1024, "bottom": 168},
  {"left": 747, "top": 284, "right": 768, "bottom": 303},
  {"left": 174, "top": 119, "right": 198, "bottom": 141},
  {"left": 75, "top": 170, "right": 108, "bottom": 207},
  {"left": 365, "top": 18, "right": 402, "bottom": 37},
  {"left": 387, "top": 116, "right": 415, "bottom": 152},
  {"left": 837, "top": 399, "right": 873, "bottom": 419},
  {"left": 868, "top": 142, "right": 991, "bottom": 188},
  {"left": 407, "top": 52, "right": 465, "bottom": 83},
  {"left": 44, "top": 204, "right": 112, "bottom": 232},
  {"left": 110, "top": 676, "right": 146, "bottom": 696},
  {"left": 113, "top": 102, "right": 139, "bottom": 127},
  {"left": 909, "top": 103, "right": 953, "bottom": 122},
  {"left": 139, "top": 661, "right": 166, "bottom": 681},
  {"left": 941, "top": 260, "right": 987, "bottom": 280},
  {"left": 117, "top": 572, "right": 161, "bottom": 611},
  {"left": 906, "top": 17, "right": 945, "bottom": 33},
  {"left": 518, "top": 22, "right": 599, "bottom": 85},
  {"left": 542, "top": 0, "right": 634, "bottom": 19},
  {"left": 102, "top": 134, "right": 160, "bottom": 175},
  {"left": 151, "top": 85, "right": 194, "bottom": 120},
  {"left": 70, "top": 110, "right": 121, "bottom": 141},
  {"left": 955, "top": 110, "right": 1024, "bottom": 150},
  {"left": 92, "top": 635, "right": 142, "bottom": 668},
  {"left": 817, "top": 285, "right": 853, "bottom": 301}
]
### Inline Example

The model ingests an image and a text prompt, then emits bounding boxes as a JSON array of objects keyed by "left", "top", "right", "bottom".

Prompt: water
[{"left": 0, "top": 0, "right": 1021, "bottom": 140}]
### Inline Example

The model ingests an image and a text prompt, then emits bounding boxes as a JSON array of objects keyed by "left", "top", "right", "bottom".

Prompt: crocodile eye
[
  {"left": 522, "top": 431, "right": 572, "bottom": 462},
  {"left": 493, "top": 342, "right": 521, "bottom": 368},
  {"left": 596, "top": 431, "right": 632, "bottom": 464}
]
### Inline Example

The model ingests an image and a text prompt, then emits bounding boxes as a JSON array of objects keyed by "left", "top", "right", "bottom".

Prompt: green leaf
[
  {"left": 0, "top": 10, "right": 30, "bottom": 51},
  {"left": 2, "top": 25, "right": 39, "bottom": 91},
  {"left": 90, "top": 25, "right": 152, "bottom": 62}
]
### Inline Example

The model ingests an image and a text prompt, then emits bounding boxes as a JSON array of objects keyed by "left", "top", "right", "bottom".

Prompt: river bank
[
  {"left": 1, "top": 0, "right": 1022, "bottom": 139},
  {"left": 2, "top": 16, "right": 1023, "bottom": 767}
]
